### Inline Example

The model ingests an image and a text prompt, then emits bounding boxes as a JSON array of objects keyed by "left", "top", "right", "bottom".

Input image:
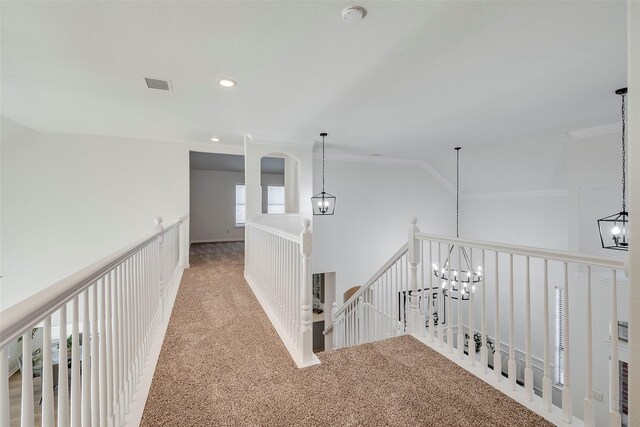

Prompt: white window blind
[
  {"left": 555, "top": 286, "right": 564, "bottom": 385},
  {"left": 235, "top": 184, "right": 246, "bottom": 226},
  {"left": 267, "top": 186, "right": 285, "bottom": 214}
]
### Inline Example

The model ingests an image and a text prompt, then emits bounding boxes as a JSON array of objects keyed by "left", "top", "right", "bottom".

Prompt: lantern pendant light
[
  {"left": 432, "top": 147, "right": 482, "bottom": 301},
  {"left": 311, "top": 133, "right": 336, "bottom": 215},
  {"left": 598, "top": 88, "right": 629, "bottom": 251}
]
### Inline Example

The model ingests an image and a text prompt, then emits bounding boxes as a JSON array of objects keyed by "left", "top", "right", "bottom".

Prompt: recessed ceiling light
[
  {"left": 218, "top": 79, "right": 237, "bottom": 88},
  {"left": 211, "top": 137, "right": 221, "bottom": 142}
]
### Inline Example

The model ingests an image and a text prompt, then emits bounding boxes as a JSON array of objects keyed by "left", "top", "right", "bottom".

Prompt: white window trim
[{"left": 235, "top": 183, "right": 246, "bottom": 227}]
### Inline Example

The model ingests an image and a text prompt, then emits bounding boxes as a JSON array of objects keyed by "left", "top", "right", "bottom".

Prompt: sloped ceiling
[{"left": 0, "top": 1, "right": 627, "bottom": 162}]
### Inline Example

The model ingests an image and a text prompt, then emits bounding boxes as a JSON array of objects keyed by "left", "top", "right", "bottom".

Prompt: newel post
[
  {"left": 408, "top": 217, "right": 421, "bottom": 334},
  {"left": 300, "top": 218, "right": 313, "bottom": 365},
  {"left": 154, "top": 217, "right": 166, "bottom": 320}
]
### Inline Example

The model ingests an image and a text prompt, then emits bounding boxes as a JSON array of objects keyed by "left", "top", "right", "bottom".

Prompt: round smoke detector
[{"left": 342, "top": 6, "right": 366, "bottom": 23}]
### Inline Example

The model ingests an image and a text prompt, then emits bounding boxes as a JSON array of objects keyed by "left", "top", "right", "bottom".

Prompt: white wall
[
  {"left": 189, "top": 170, "right": 245, "bottom": 243},
  {"left": 0, "top": 116, "right": 243, "bottom": 311},
  {"left": 189, "top": 169, "right": 285, "bottom": 242},
  {"left": 312, "top": 158, "right": 456, "bottom": 303}
]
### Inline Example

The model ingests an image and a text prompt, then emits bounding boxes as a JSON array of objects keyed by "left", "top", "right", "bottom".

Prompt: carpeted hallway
[{"left": 141, "top": 242, "right": 552, "bottom": 426}]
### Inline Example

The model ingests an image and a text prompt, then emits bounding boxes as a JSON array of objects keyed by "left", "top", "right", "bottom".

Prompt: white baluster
[
  {"left": 609, "top": 269, "right": 621, "bottom": 427},
  {"left": 457, "top": 246, "right": 463, "bottom": 359},
  {"left": 429, "top": 241, "right": 434, "bottom": 342},
  {"left": 82, "top": 289, "right": 92, "bottom": 427},
  {"left": 562, "top": 262, "right": 572, "bottom": 423},
  {"left": 508, "top": 253, "right": 516, "bottom": 391},
  {"left": 71, "top": 296, "right": 81, "bottom": 427},
  {"left": 117, "top": 264, "right": 126, "bottom": 425},
  {"left": 481, "top": 249, "right": 487, "bottom": 374},
  {"left": 58, "top": 305, "right": 70, "bottom": 427},
  {"left": 91, "top": 282, "right": 101, "bottom": 427},
  {"left": 99, "top": 277, "right": 108, "bottom": 427},
  {"left": 358, "top": 296, "right": 364, "bottom": 344},
  {"left": 112, "top": 267, "right": 122, "bottom": 427},
  {"left": 524, "top": 256, "right": 533, "bottom": 400},
  {"left": 408, "top": 217, "right": 420, "bottom": 334},
  {"left": 469, "top": 248, "right": 475, "bottom": 367},
  {"left": 584, "top": 266, "right": 593, "bottom": 426},
  {"left": 299, "top": 219, "right": 313, "bottom": 364},
  {"left": 438, "top": 243, "right": 443, "bottom": 347},
  {"left": 42, "top": 316, "right": 54, "bottom": 427},
  {"left": 448, "top": 245, "right": 453, "bottom": 353},
  {"left": 494, "top": 252, "right": 501, "bottom": 382},
  {"left": 542, "top": 259, "right": 551, "bottom": 411},
  {"left": 21, "top": 330, "right": 35, "bottom": 427},
  {"left": 105, "top": 271, "right": 114, "bottom": 427},
  {"left": 332, "top": 302, "right": 337, "bottom": 350},
  {"left": 0, "top": 347, "right": 8, "bottom": 427},
  {"left": 421, "top": 241, "right": 426, "bottom": 337}
]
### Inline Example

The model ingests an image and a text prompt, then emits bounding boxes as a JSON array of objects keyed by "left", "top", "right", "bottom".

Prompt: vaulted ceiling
[{"left": 1, "top": 1, "right": 627, "bottom": 161}]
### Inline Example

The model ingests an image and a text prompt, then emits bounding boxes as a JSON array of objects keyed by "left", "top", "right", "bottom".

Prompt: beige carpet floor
[{"left": 141, "top": 242, "right": 552, "bottom": 426}]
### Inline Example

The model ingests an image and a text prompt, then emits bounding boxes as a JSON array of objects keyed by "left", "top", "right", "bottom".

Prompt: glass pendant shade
[
  {"left": 598, "top": 87, "right": 629, "bottom": 251},
  {"left": 598, "top": 211, "right": 629, "bottom": 251},
  {"left": 311, "top": 191, "right": 336, "bottom": 215}
]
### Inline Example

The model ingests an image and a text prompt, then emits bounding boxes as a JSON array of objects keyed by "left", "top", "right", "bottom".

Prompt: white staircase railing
[
  {"left": 244, "top": 218, "right": 318, "bottom": 368},
  {"left": 327, "top": 217, "right": 627, "bottom": 427},
  {"left": 0, "top": 217, "right": 184, "bottom": 427},
  {"left": 328, "top": 244, "right": 409, "bottom": 349}
]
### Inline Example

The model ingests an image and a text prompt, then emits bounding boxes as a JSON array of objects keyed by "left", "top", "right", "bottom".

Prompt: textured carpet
[{"left": 141, "top": 242, "right": 552, "bottom": 426}]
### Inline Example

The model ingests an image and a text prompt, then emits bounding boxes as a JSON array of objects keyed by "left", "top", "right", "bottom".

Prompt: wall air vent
[{"left": 144, "top": 77, "right": 172, "bottom": 91}]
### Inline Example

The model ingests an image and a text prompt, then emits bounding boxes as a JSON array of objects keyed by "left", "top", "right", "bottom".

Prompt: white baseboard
[
  {"left": 244, "top": 270, "right": 320, "bottom": 369},
  {"left": 190, "top": 238, "right": 244, "bottom": 244},
  {"left": 411, "top": 333, "right": 582, "bottom": 427},
  {"left": 123, "top": 266, "right": 185, "bottom": 427}
]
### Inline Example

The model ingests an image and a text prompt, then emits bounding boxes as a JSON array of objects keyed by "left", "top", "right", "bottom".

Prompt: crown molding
[
  {"left": 245, "top": 133, "right": 317, "bottom": 147},
  {"left": 419, "top": 160, "right": 457, "bottom": 196},
  {"left": 318, "top": 152, "right": 423, "bottom": 167},
  {"left": 461, "top": 189, "right": 568, "bottom": 200},
  {"left": 567, "top": 122, "right": 621, "bottom": 141}
]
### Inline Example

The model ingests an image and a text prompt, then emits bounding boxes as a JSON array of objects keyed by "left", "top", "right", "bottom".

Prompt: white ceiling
[{"left": 0, "top": 1, "right": 627, "bottom": 161}]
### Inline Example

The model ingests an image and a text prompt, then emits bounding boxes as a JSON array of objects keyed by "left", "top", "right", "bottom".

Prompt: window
[
  {"left": 235, "top": 184, "right": 245, "bottom": 226},
  {"left": 555, "top": 287, "right": 564, "bottom": 385},
  {"left": 267, "top": 186, "right": 285, "bottom": 214}
]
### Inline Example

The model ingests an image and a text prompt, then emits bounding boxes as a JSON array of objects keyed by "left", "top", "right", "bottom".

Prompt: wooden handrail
[
  {"left": 0, "top": 219, "right": 183, "bottom": 349},
  {"left": 324, "top": 243, "right": 408, "bottom": 335},
  {"left": 416, "top": 232, "right": 625, "bottom": 271}
]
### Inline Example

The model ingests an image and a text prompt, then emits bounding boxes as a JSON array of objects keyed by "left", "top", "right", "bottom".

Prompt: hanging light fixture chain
[
  {"left": 456, "top": 147, "right": 460, "bottom": 238},
  {"left": 322, "top": 134, "right": 326, "bottom": 193},
  {"left": 621, "top": 92, "right": 626, "bottom": 212}
]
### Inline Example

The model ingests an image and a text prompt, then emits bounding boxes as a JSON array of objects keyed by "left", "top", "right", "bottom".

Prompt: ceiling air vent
[{"left": 144, "top": 77, "right": 172, "bottom": 91}]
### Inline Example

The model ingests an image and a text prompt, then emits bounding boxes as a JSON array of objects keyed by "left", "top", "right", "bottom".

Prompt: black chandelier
[
  {"left": 432, "top": 147, "right": 482, "bottom": 300},
  {"left": 598, "top": 88, "right": 629, "bottom": 251},
  {"left": 311, "top": 132, "right": 336, "bottom": 215}
]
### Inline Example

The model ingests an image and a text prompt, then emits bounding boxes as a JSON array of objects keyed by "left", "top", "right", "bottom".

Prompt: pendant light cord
[
  {"left": 322, "top": 134, "right": 326, "bottom": 193},
  {"left": 455, "top": 147, "right": 460, "bottom": 238},
  {"left": 621, "top": 92, "right": 626, "bottom": 212}
]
